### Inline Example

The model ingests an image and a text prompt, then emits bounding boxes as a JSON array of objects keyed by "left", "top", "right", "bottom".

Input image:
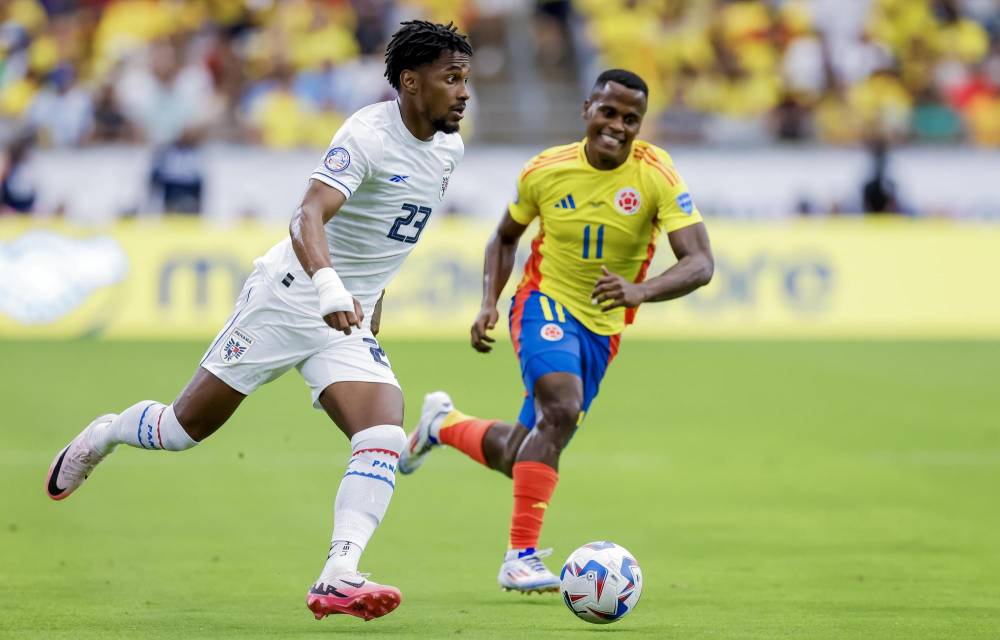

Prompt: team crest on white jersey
[
  {"left": 440, "top": 165, "right": 453, "bottom": 200},
  {"left": 324, "top": 147, "right": 351, "bottom": 173},
  {"left": 221, "top": 328, "right": 254, "bottom": 363},
  {"left": 615, "top": 187, "right": 641, "bottom": 215},
  {"left": 540, "top": 323, "right": 564, "bottom": 341}
]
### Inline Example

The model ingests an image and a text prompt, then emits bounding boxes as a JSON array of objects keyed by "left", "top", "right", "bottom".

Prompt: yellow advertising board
[{"left": 1, "top": 217, "right": 998, "bottom": 339}]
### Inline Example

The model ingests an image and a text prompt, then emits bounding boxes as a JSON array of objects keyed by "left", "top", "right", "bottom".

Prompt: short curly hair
[
  {"left": 384, "top": 20, "right": 473, "bottom": 91},
  {"left": 593, "top": 69, "right": 649, "bottom": 97}
]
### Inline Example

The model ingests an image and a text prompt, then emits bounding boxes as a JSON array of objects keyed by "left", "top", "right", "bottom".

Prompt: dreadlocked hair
[{"left": 384, "top": 20, "right": 473, "bottom": 91}]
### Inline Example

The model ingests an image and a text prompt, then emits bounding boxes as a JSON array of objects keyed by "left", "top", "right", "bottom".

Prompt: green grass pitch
[{"left": 2, "top": 339, "right": 999, "bottom": 639}]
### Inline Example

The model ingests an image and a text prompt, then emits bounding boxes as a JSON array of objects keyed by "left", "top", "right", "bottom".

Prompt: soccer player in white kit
[{"left": 44, "top": 21, "right": 472, "bottom": 622}]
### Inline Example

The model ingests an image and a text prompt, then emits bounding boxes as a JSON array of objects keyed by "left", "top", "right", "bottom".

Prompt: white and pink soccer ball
[{"left": 559, "top": 541, "right": 643, "bottom": 624}]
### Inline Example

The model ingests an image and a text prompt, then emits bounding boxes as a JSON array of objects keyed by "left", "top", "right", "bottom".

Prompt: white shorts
[{"left": 200, "top": 269, "right": 398, "bottom": 408}]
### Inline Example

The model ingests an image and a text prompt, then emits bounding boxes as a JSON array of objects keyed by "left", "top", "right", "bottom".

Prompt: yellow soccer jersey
[{"left": 508, "top": 139, "right": 703, "bottom": 336}]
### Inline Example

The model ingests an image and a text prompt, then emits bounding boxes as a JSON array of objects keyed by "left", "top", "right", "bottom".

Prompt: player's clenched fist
[
  {"left": 591, "top": 266, "right": 646, "bottom": 311},
  {"left": 471, "top": 306, "right": 499, "bottom": 353},
  {"left": 323, "top": 298, "right": 364, "bottom": 335},
  {"left": 314, "top": 267, "right": 364, "bottom": 334}
]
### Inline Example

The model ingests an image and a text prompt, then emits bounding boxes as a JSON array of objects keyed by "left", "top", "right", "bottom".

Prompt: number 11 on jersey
[{"left": 582, "top": 224, "right": 605, "bottom": 260}]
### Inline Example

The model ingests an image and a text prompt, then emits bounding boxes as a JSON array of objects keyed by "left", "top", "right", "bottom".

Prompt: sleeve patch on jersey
[
  {"left": 676, "top": 192, "right": 694, "bottom": 215},
  {"left": 323, "top": 147, "right": 351, "bottom": 173}
]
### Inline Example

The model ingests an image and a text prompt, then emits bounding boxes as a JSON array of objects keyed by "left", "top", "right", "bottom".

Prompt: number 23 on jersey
[{"left": 387, "top": 202, "right": 432, "bottom": 244}]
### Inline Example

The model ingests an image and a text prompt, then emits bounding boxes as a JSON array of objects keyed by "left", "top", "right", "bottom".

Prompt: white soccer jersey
[{"left": 255, "top": 100, "right": 464, "bottom": 322}]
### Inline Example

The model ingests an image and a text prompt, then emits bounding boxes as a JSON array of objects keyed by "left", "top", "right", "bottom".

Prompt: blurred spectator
[
  {"left": 771, "top": 93, "right": 810, "bottom": 140},
  {"left": 911, "top": 87, "right": 963, "bottom": 142},
  {"left": 534, "top": 0, "right": 574, "bottom": 69},
  {"left": 149, "top": 128, "right": 204, "bottom": 215},
  {"left": 88, "top": 82, "right": 138, "bottom": 143},
  {"left": 353, "top": 0, "right": 391, "bottom": 56},
  {"left": 116, "top": 38, "right": 218, "bottom": 146},
  {"left": 0, "top": 128, "right": 38, "bottom": 215},
  {"left": 245, "top": 62, "right": 346, "bottom": 149},
  {"left": 862, "top": 139, "right": 900, "bottom": 214},
  {"left": 27, "top": 65, "right": 92, "bottom": 146}
]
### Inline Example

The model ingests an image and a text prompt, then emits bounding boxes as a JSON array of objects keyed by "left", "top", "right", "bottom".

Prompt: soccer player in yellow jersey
[{"left": 399, "top": 69, "right": 714, "bottom": 594}]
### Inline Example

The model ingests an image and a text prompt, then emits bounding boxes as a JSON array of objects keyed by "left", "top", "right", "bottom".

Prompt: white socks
[
  {"left": 324, "top": 540, "right": 364, "bottom": 579},
  {"left": 89, "top": 401, "right": 198, "bottom": 454},
  {"left": 320, "top": 424, "right": 406, "bottom": 581}
]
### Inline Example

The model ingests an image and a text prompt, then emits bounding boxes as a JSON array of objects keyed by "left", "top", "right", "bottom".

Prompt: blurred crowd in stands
[
  {"left": 0, "top": 0, "right": 409, "bottom": 151},
  {"left": 1, "top": 0, "right": 997, "bottom": 216},
  {"left": 2, "top": 0, "right": 998, "bottom": 151},
  {"left": 579, "top": 0, "right": 1000, "bottom": 146}
]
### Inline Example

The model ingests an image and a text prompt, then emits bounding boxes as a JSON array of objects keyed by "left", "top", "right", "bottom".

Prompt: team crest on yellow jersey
[{"left": 615, "top": 187, "right": 641, "bottom": 215}]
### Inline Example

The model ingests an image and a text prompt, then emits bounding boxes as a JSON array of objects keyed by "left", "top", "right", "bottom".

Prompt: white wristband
[{"left": 312, "top": 267, "right": 354, "bottom": 316}]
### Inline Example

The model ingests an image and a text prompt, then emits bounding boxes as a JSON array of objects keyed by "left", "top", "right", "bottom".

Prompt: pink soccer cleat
[
  {"left": 46, "top": 414, "right": 117, "bottom": 501},
  {"left": 306, "top": 573, "right": 402, "bottom": 622}
]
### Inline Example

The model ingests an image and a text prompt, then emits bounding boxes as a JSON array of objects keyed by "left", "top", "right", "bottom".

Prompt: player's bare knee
[{"left": 539, "top": 399, "right": 581, "bottom": 437}]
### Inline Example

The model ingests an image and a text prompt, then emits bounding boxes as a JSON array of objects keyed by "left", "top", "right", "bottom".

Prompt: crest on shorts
[
  {"left": 324, "top": 147, "right": 351, "bottom": 173},
  {"left": 540, "top": 323, "right": 564, "bottom": 341},
  {"left": 615, "top": 187, "right": 642, "bottom": 215},
  {"left": 221, "top": 328, "right": 254, "bottom": 363}
]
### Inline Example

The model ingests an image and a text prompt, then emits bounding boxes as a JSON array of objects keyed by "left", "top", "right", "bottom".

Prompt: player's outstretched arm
[
  {"left": 472, "top": 211, "right": 527, "bottom": 353},
  {"left": 290, "top": 179, "right": 364, "bottom": 334},
  {"left": 592, "top": 222, "right": 714, "bottom": 311}
]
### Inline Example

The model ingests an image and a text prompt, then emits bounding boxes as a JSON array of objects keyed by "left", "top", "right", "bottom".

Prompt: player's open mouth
[
  {"left": 599, "top": 132, "right": 623, "bottom": 147},
  {"left": 450, "top": 106, "right": 466, "bottom": 119}
]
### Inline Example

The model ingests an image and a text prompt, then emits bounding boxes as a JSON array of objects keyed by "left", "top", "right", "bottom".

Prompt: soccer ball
[{"left": 559, "top": 541, "right": 643, "bottom": 624}]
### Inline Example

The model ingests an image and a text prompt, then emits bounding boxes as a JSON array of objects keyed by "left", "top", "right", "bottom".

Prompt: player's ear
[
  {"left": 582, "top": 98, "right": 591, "bottom": 120},
  {"left": 399, "top": 68, "right": 419, "bottom": 96}
]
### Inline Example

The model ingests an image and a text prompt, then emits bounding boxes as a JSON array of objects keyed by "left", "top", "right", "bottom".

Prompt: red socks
[
  {"left": 438, "top": 415, "right": 496, "bottom": 467},
  {"left": 509, "top": 461, "right": 559, "bottom": 549},
  {"left": 439, "top": 412, "right": 559, "bottom": 549}
]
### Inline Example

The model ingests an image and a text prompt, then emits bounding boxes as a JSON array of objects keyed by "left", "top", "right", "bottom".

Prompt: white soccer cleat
[
  {"left": 45, "top": 414, "right": 117, "bottom": 501},
  {"left": 398, "top": 391, "right": 453, "bottom": 475},
  {"left": 498, "top": 547, "right": 561, "bottom": 594}
]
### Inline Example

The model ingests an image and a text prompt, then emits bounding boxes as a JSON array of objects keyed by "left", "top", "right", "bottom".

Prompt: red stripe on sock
[
  {"left": 510, "top": 461, "right": 559, "bottom": 549},
  {"left": 352, "top": 448, "right": 400, "bottom": 459},
  {"left": 155, "top": 407, "right": 166, "bottom": 449},
  {"left": 439, "top": 418, "right": 495, "bottom": 466}
]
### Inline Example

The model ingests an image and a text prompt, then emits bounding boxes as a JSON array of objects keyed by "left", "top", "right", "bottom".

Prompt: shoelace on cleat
[
  {"left": 66, "top": 447, "right": 102, "bottom": 474},
  {"left": 522, "top": 548, "right": 553, "bottom": 573}
]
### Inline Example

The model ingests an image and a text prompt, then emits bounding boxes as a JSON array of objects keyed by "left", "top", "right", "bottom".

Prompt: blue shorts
[{"left": 508, "top": 289, "right": 620, "bottom": 429}]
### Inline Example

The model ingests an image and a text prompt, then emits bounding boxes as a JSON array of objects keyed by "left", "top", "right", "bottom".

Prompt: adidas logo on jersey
[{"left": 554, "top": 194, "right": 576, "bottom": 209}]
